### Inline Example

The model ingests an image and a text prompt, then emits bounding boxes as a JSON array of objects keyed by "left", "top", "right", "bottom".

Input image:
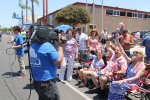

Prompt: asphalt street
[{"left": 0, "top": 34, "right": 143, "bottom": 100}]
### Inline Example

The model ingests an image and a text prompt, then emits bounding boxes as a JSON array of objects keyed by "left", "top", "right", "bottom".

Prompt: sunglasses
[
  {"left": 115, "top": 49, "right": 120, "bottom": 52},
  {"left": 133, "top": 51, "right": 140, "bottom": 54}
]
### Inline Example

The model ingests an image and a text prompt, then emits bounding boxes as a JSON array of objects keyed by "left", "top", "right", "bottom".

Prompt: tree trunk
[
  {"left": 31, "top": 0, "right": 35, "bottom": 24},
  {"left": 26, "top": 0, "right": 28, "bottom": 22}
]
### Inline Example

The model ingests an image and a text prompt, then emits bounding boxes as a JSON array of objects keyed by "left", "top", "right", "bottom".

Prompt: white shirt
[
  {"left": 76, "top": 33, "right": 88, "bottom": 50},
  {"left": 101, "top": 31, "right": 108, "bottom": 39},
  {"left": 135, "top": 32, "right": 141, "bottom": 39}
]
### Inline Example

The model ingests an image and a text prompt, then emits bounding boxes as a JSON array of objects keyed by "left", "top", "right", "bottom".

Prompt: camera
[{"left": 29, "top": 22, "right": 67, "bottom": 44}]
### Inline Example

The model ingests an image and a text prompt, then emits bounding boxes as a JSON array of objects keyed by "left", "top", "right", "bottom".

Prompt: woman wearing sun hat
[{"left": 107, "top": 35, "right": 146, "bottom": 100}]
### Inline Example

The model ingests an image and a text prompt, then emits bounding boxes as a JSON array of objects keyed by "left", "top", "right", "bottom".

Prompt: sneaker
[
  {"left": 60, "top": 80, "right": 66, "bottom": 83},
  {"left": 18, "top": 74, "right": 25, "bottom": 79},
  {"left": 89, "top": 85, "right": 95, "bottom": 89},
  {"left": 99, "top": 90, "right": 105, "bottom": 98},
  {"left": 67, "top": 79, "right": 71, "bottom": 82}
]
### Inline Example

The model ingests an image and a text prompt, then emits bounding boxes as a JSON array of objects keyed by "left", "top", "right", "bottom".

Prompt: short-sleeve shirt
[
  {"left": 63, "top": 37, "right": 78, "bottom": 57},
  {"left": 90, "top": 56, "right": 105, "bottom": 69},
  {"left": 101, "top": 48, "right": 127, "bottom": 74},
  {"left": 30, "top": 42, "right": 60, "bottom": 81},
  {"left": 142, "top": 36, "right": 150, "bottom": 60},
  {"left": 76, "top": 33, "right": 88, "bottom": 50},
  {"left": 101, "top": 31, "right": 108, "bottom": 39},
  {"left": 13, "top": 34, "right": 24, "bottom": 55}
]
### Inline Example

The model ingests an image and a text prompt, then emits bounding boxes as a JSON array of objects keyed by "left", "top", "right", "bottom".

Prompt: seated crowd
[{"left": 58, "top": 25, "right": 149, "bottom": 99}]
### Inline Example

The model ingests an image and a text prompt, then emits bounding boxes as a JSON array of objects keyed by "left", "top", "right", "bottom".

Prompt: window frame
[{"left": 113, "top": 10, "right": 120, "bottom": 16}]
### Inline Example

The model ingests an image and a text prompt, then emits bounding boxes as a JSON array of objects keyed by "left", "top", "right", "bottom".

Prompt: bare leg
[
  {"left": 91, "top": 72, "right": 99, "bottom": 88},
  {"left": 79, "top": 69, "right": 84, "bottom": 80},
  {"left": 99, "top": 76, "right": 108, "bottom": 90}
]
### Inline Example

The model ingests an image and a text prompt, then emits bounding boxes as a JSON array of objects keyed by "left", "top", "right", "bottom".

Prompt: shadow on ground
[{"left": 1, "top": 72, "right": 18, "bottom": 78}]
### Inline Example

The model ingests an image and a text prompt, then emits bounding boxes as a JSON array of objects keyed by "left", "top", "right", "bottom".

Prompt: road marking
[{"left": 64, "top": 82, "right": 92, "bottom": 100}]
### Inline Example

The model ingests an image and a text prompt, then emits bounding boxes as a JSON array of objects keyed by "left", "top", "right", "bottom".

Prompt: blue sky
[{"left": 0, "top": 0, "right": 150, "bottom": 28}]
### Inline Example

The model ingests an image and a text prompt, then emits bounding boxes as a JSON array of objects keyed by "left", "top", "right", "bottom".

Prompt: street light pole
[
  {"left": 22, "top": 7, "right": 24, "bottom": 27},
  {"left": 85, "top": 0, "right": 88, "bottom": 33},
  {"left": 92, "top": 0, "right": 95, "bottom": 29},
  {"left": 101, "top": 0, "right": 104, "bottom": 31}
]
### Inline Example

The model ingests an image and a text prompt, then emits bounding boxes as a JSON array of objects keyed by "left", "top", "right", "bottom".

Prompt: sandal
[
  {"left": 130, "top": 90, "right": 140, "bottom": 97},
  {"left": 79, "top": 83, "right": 87, "bottom": 88}
]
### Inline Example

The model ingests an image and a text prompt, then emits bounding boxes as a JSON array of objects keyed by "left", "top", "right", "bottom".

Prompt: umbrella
[
  {"left": 54, "top": 25, "right": 73, "bottom": 33},
  {"left": 22, "top": 21, "right": 32, "bottom": 31}
]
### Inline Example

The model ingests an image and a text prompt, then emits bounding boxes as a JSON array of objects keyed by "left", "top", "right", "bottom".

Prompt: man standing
[
  {"left": 141, "top": 36, "right": 150, "bottom": 64},
  {"left": 119, "top": 29, "right": 134, "bottom": 57},
  {"left": 7, "top": 26, "right": 26, "bottom": 78},
  {"left": 30, "top": 28, "right": 63, "bottom": 100},
  {"left": 100, "top": 28, "right": 108, "bottom": 46},
  {"left": 134, "top": 31, "right": 141, "bottom": 45},
  {"left": 76, "top": 28, "right": 89, "bottom": 62}
]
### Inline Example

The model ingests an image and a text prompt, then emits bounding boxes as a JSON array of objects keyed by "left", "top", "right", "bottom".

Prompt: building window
[
  {"left": 120, "top": 11, "right": 126, "bottom": 16},
  {"left": 138, "top": 13, "right": 142, "bottom": 18},
  {"left": 127, "top": 12, "right": 132, "bottom": 17},
  {"left": 106, "top": 9, "right": 113, "bottom": 15},
  {"left": 127, "top": 12, "right": 143, "bottom": 18},
  {"left": 144, "top": 14, "right": 150, "bottom": 18},
  {"left": 132, "top": 13, "right": 138, "bottom": 18},
  {"left": 113, "top": 10, "right": 120, "bottom": 16}
]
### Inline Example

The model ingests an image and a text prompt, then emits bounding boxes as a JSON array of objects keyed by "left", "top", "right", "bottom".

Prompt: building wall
[
  {"left": 105, "top": 15, "right": 126, "bottom": 32},
  {"left": 23, "top": 15, "right": 42, "bottom": 22},
  {"left": 143, "top": 19, "right": 150, "bottom": 30},
  {"left": 41, "top": 2, "right": 150, "bottom": 34},
  {"left": 126, "top": 18, "right": 143, "bottom": 32}
]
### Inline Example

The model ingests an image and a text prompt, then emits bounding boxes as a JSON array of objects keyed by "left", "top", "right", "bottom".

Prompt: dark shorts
[
  {"left": 34, "top": 79, "right": 60, "bottom": 100},
  {"left": 101, "top": 38, "right": 107, "bottom": 44}
]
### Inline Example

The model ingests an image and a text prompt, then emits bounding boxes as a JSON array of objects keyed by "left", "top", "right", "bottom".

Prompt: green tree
[{"left": 54, "top": 5, "right": 90, "bottom": 26}]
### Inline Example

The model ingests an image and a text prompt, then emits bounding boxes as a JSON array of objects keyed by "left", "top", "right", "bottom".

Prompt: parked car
[
  {"left": 130, "top": 31, "right": 137, "bottom": 39},
  {"left": 143, "top": 32, "right": 150, "bottom": 38}
]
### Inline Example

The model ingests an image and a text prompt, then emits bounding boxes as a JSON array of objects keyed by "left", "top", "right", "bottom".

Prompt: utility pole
[{"left": 43, "top": 0, "right": 48, "bottom": 24}]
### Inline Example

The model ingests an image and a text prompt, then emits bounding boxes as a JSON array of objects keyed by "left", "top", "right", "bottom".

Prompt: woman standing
[
  {"left": 107, "top": 35, "right": 146, "bottom": 100},
  {"left": 59, "top": 29, "right": 78, "bottom": 82},
  {"left": 88, "top": 30, "right": 99, "bottom": 55}
]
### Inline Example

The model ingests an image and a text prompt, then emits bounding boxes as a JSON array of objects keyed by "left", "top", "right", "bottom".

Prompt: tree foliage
[
  {"left": 19, "top": 0, "right": 31, "bottom": 10},
  {"left": 18, "top": 0, "right": 39, "bottom": 11},
  {"left": 54, "top": 5, "right": 90, "bottom": 26},
  {"left": 1, "top": 27, "right": 13, "bottom": 31}
]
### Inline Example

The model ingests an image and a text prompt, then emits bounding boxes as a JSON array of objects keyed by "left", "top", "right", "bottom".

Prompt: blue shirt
[
  {"left": 142, "top": 36, "right": 150, "bottom": 60},
  {"left": 13, "top": 34, "right": 24, "bottom": 55},
  {"left": 30, "top": 42, "right": 59, "bottom": 81},
  {"left": 90, "top": 56, "right": 104, "bottom": 69}
]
